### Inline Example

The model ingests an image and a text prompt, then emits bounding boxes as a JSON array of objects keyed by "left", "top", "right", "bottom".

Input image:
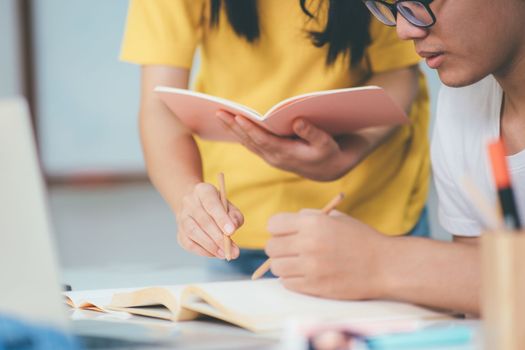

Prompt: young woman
[
  {"left": 121, "top": 0, "right": 430, "bottom": 275},
  {"left": 266, "top": 0, "right": 525, "bottom": 314}
]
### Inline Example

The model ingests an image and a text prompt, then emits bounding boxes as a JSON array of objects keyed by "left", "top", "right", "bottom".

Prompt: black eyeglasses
[{"left": 362, "top": 0, "right": 436, "bottom": 28}]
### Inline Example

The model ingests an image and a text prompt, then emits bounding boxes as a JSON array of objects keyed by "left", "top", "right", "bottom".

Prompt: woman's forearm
[
  {"left": 139, "top": 66, "right": 203, "bottom": 212},
  {"left": 141, "top": 112, "right": 203, "bottom": 212}
]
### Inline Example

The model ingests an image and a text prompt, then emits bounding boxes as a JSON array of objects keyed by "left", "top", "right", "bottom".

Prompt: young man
[{"left": 265, "top": 0, "right": 525, "bottom": 314}]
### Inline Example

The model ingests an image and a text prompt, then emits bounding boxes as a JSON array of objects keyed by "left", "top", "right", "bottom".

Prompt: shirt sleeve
[
  {"left": 431, "top": 88, "right": 483, "bottom": 237},
  {"left": 120, "top": 0, "right": 206, "bottom": 67},
  {"left": 365, "top": 20, "right": 422, "bottom": 73}
]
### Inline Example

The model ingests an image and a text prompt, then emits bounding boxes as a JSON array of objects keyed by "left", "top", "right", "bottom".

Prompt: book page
[
  {"left": 64, "top": 287, "right": 136, "bottom": 312},
  {"left": 263, "top": 86, "right": 377, "bottom": 117},
  {"left": 155, "top": 86, "right": 268, "bottom": 141},
  {"left": 183, "top": 279, "right": 447, "bottom": 333},
  {"left": 108, "top": 285, "right": 198, "bottom": 321},
  {"left": 155, "top": 87, "right": 262, "bottom": 119},
  {"left": 107, "top": 305, "right": 176, "bottom": 321},
  {"left": 261, "top": 86, "right": 408, "bottom": 136}
]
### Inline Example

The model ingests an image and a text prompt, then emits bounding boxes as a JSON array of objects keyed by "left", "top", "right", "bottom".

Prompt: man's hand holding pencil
[{"left": 263, "top": 196, "right": 389, "bottom": 300}]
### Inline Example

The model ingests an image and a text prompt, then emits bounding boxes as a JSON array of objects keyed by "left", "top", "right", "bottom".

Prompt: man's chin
[{"left": 437, "top": 69, "right": 486, "bottom": 88}]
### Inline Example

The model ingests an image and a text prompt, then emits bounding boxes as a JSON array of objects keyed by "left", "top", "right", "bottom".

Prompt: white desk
[{"left": 63, "top": 264, "right": 482, "bottom": 350}]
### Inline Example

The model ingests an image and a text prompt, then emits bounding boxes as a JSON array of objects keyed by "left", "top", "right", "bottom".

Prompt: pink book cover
[{"left": 155, "top": 86, "right": 409, "bottom": 142}]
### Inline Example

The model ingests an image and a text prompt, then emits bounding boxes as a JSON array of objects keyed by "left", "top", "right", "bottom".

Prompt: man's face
[{"left": 396, "top": 0, "right": 525, "bottom": 87}]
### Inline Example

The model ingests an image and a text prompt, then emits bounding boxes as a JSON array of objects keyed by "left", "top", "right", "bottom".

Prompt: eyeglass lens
[
  {"left": 364, "top": 1, "right": 433, "bottom": 27},
  {"left": 364, "top": 1, "right": 397, "bottom": 26},
  {"left": 397, "top": 1, "right": 433, "bottom": 26}
]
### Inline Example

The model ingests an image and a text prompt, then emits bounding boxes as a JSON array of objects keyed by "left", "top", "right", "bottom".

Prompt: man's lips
[
  {"left": 417, "top": 50, "right": 444, "bottom": 59},
  {"left": 417, "top": 51, "right": 445, "bottom": 69}
]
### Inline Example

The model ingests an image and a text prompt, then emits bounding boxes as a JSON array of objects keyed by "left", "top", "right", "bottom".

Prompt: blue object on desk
[
  {"left": 365, "top": 325, "right": 474, "bottom": 349},
  {"left": 0, "top": 315, "right": 81, "bottom": 350}
]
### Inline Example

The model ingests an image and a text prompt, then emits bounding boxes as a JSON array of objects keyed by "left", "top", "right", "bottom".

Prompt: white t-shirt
[{"left": 432, "top": 75, "right": 525, "bottom": 236}]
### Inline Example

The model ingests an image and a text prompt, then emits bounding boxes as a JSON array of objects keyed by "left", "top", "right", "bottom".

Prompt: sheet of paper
[
  {"left": 186, "top": 279, "right": 446, "bottom": 332},
  {"left": 64, "top": 287, "right": 137, "bottom": 310}
]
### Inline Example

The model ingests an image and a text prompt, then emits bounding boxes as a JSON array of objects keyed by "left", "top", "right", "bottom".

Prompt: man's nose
[{"left": 396, "top": 13, "right": 428, "bottom": 40}]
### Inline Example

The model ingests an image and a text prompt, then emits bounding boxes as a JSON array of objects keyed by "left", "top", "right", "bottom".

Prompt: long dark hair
[{"left": 210, "top": 0, "right": 371, "bottom": 67}]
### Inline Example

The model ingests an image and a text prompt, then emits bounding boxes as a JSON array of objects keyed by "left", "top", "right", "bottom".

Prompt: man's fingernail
[{"left": 224, "top": 223, "right": 235, "bottom": 234}]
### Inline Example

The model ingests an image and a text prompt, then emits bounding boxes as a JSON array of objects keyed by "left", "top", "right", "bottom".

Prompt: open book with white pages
[{"left": 64, "top": 279, "right": 450, "bottom": 333}]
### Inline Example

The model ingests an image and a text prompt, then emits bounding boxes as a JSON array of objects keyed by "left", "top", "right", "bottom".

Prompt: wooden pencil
[
  {"left": 251, "top": 192, "right": 345, "bottom": 280},
  {"left": 218, "top": 173, "right": 232, "bottom": 261},
  {"left": 319, "top": 193, "right": 345, "bottom": 215},
  {"left": 251, "top": 259, "right": 272, "bottom": 281}
]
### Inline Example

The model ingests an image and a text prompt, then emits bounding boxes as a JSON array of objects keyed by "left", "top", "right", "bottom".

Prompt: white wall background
[
  {"left": 420, "top": 65, "right": 447, "bottom": 240},
  {"left": 31, "top": 0, "right": 144, "bottom": 176},
  {"left": 0, "top": 0, "right": 24, "bottom": 97}
]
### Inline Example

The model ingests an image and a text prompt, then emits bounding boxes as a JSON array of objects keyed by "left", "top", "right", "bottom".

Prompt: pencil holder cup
[{"left": 482, "top": 231, "right": 525, "bottom": 350}]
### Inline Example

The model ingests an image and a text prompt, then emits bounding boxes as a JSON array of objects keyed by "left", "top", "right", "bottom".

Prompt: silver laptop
[{"left": 0, "top": 97, "right": 67, "bottom": 329}]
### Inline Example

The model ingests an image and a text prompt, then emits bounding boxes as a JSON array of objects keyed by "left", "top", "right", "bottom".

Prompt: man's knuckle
[
  {"left": 301, "top": 237, "right": 317, "bottom": 253},
  {"left": 299, "top": 215, "right": 319, "bottom": 229},
  {"left": 269, "top": 261, "right": 281, "bottom": 276},
  {"left": 265, "top": 240, "right": 277, "bottom": 256}
]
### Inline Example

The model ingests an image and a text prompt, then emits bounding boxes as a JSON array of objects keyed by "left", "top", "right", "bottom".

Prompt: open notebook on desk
[{"left": 65, "top": 279, "right": 449, "bottom": 333}]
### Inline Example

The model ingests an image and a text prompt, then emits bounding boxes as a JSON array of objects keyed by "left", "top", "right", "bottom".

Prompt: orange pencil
[
  {"left": 218, "top": 173, "right": 232, "bottom": 261},
  {"left": 251, "top": 193, "right": 345, "bottom": 280}
]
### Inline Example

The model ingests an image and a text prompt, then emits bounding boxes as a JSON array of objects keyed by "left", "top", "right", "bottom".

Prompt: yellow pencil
[
  {"left": 251, "top": 192, "right": 345, "bottom": 280},
  {"left": 218, "top": 173, "right": 232, "bottom": 261}
]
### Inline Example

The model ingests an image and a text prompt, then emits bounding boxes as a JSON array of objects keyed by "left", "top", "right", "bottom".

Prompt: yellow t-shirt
[{"left": 121, "top": 0, "right": 430, "bottom": 248}]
